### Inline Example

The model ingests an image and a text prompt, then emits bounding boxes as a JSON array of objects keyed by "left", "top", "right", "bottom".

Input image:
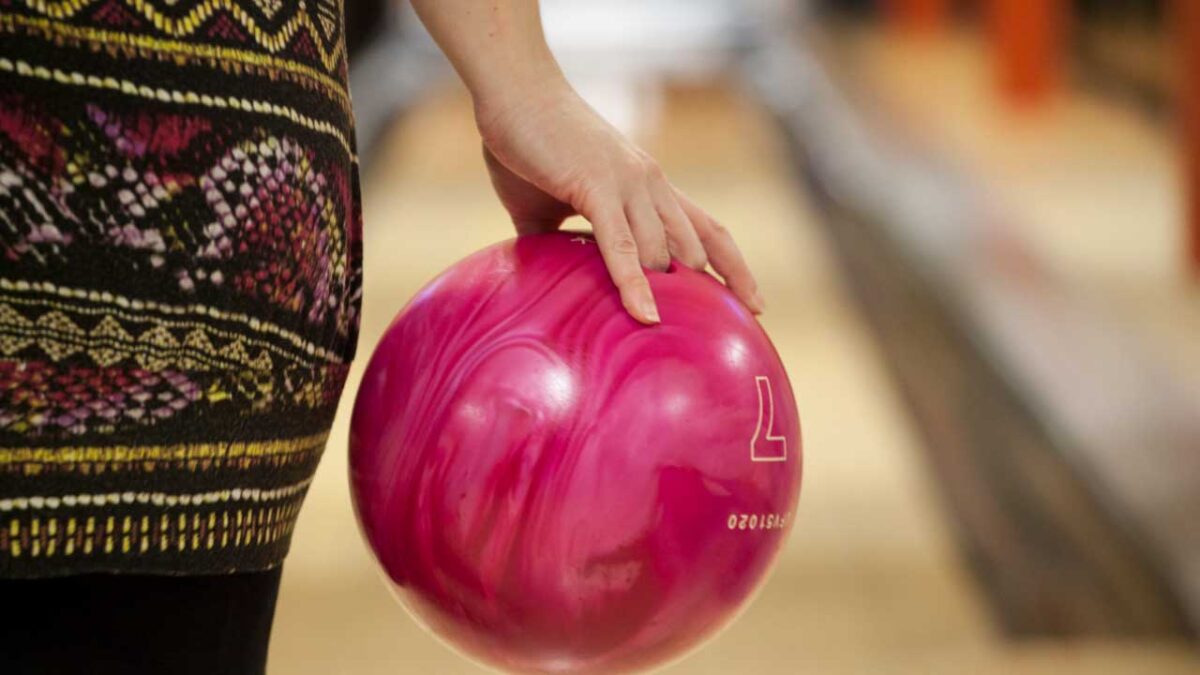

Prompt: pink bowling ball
[{"left": 350, "top": 232, "right": 802, "bottom": 673}]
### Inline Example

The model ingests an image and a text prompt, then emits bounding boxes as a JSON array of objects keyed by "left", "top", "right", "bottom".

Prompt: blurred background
[{"left": 270, "top": 1, "right": 1200, "bottom": 672}]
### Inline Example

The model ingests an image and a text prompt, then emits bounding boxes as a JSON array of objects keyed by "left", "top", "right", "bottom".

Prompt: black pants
[{"left": 0, "top": 568, "right": 282, "bottom": 675}]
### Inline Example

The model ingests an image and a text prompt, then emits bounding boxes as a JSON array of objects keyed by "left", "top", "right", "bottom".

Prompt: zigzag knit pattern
[{"left": 0, "top": 0, "right": 361, "bottom": 575}]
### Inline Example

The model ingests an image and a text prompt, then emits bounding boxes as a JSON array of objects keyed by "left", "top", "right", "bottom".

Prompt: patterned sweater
[{"left": 0, "top": 0, "right": 362, "bottom": 575}]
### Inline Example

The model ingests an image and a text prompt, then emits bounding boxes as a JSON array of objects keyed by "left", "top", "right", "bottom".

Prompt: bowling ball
[{"left": 350, "top": 232, "right": 802, "bottom": 673}]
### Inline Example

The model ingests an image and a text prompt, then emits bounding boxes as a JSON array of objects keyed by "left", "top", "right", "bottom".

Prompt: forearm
[{"left": 408, "top": 0, "right": 567, "bottom": 109}]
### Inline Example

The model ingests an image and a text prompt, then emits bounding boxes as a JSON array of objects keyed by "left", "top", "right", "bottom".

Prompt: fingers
[
  {"left": 571, "top": 154, "right": 760, "bottom": 322},
  {"left": 675, "top": 189, "right": 764, "bottom": 314},
  {"left": 583, "top": 200, "right": 661, "bottom": 325},
  {"left": 625, "top": 189, "right": 671, "bottom": 272},
  {"left": 649, "top": 176, "right": 707, "bottom": 271}
]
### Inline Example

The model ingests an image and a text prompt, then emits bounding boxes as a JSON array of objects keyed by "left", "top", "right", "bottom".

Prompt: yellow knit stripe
[
  {"left": 1, "top": 321, "right": 259, "bottom": 373},
  {"left": 0, "top": 297, "right": 340, "bottom": 370},
  {"left": 0, "top": 57, "right": 354, "bottom": 158},
  {"left": 0, "top": 432, "right": 329, "bottom": 466},
  {"left": 0, "top": 13, "right": 349, "bottom": 111},
  {"left": 0, "top": 279, "right": 346, "bottom": 364},
  {"left": 0, "top": 477, "right": 312, "bottom": 512},
  {"left": 2, "top": 501, "right": 305, "bottom": 557},
  {"left": 20, "top": 0, "right": 346, "bottom": 72}
]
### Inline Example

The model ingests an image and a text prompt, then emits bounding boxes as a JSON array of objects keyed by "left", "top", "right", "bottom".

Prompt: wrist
[
  {"left": 470, "top": 58, "right": 569, "bottom": 115},
  {"left": 472, "top": 65, "right": 574, "bottom": 134}
]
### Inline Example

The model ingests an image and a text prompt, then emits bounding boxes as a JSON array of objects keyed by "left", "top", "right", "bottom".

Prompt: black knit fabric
[{"left": 0, "top": 0, "right": 362, "bottom": 575}]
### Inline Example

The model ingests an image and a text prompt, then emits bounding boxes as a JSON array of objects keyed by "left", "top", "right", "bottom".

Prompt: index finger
[{"left": 583, "top": 201, "right": 661, "bottom": 325}]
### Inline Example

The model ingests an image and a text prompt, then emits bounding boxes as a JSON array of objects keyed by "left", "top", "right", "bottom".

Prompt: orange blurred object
[
  {"left": 884, "top": 0, "right": 950, "bottom": 35},
  {"left": 986, "top": 0, "right": 1065, "bottom": 105}
]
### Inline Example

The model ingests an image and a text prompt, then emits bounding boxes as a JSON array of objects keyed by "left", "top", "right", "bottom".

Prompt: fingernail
[
  {"left": 752, "top": 290, "right": 766, "bottom": 313},
  {"left": 642, "top": 299, "right": 661, "bottom": 324}
]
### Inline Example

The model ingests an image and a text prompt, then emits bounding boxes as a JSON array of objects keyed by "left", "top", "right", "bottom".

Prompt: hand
[{"left": 475, "top": 80, "right": 764, "bottom": 325}]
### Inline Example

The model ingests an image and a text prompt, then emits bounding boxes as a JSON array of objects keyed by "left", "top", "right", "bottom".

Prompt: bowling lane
[
  {"left": 838, "top": 30, "right": 1200, "bottom": 382},
  {"left": 265, "top": 82, "right": 1194, "bottom": 673}
]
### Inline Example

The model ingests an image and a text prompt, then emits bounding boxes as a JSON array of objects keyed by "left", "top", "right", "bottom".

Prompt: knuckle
[
  {"left": 624, "top": 153, "right": 662, "bottom": 181},
  {"left": 707, "top": 220, "right": 730, "bottom": 239},
  {"left": 643, "top": 160, "right": 666, "bottom": 182},
  {"left": 573, "top": 181, "right": 610, "bottom": 215},
  {"left": 610, "top": 235, "right": 639, "bottom": 256},
  {"left": 621, "top": 155, "right": 647, "bottom": 177}
]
